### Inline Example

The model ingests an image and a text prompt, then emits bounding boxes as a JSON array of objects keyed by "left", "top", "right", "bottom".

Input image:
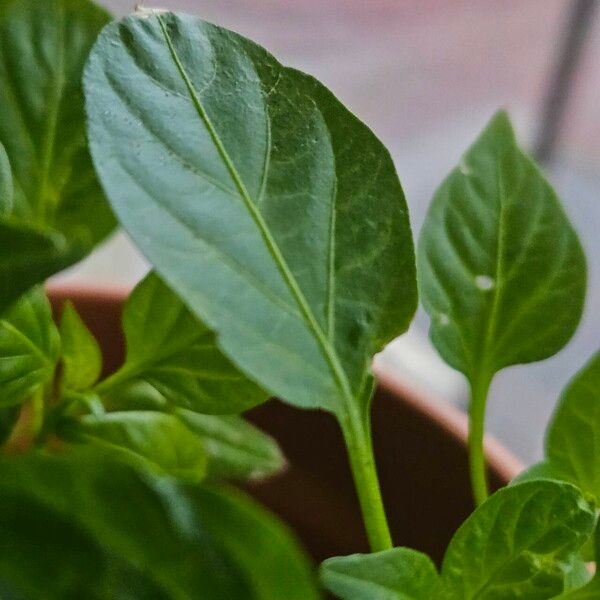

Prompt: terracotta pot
[{"left": 48, "top": 285, "right": 522, "bottom": 565}]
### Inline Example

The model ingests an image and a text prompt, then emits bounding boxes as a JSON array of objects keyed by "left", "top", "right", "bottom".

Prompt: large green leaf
[
  {"left": 440, "top": 481, "right": 595, "bottom": 599},
  {"left": 320, "top": 548, "right": 441, "bottom": 599},
  {"left": 176, "top": 409, "right": 285, "bottom": 480},
  {"left": 0, "top": 451, "right": 319, "bottom": 599},
  {"left": 59, "top": 301, "right": 102, "bottom": 391},
  {"left": 60, "top": 410, "right": 208, "bottom": 483},
  {"left": 0, "top": 450, "right": 250, "bottom": 599},
  {"left": 418, "top": 111, "right": 586, "bottom": 379},
  {"left": 85, "top": 11, "right": 416, "bottom": 417},
  {"left": 96, "top": 272, "right": 268, "bottom": 414},
  {"left": 0, "top": 288, "right": 59, "bottom": 407},
  {"left": 190, "top": 486, "right": 322, "bottom": 600},
  {"left": 0, "top": 0, "right": 116, "bottom": 311}
]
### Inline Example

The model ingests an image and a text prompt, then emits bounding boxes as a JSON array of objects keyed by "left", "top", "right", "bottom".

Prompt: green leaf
[
  {"left": 60, "top": 410, "right": 208, "bottom": 483},
  {"left": 545, "top": 352, "right": 600, "bottom": 504},
  {"left": 418, "top": 111, "right": 586, "bottom": 379},
  {"left": 190, "top": 486, "right": 322, "bottom": 600},
  {"left": 0, "top": 288, "right": 59, "bottom": 407},
  {"left": 0, "top": 0, "right": 116, "bottom": 311},
  {"left": 0, "top": 141, "right": 12, "bottom": 211},
  {"left": 553, "top": 524, "right": 600, "bottom": 598},
  {"left": 0, "top": 450, "right": 253, "bottom": 599},
  {"left": 59, "top": 300, "right": 102, "bottom": 391},
  {"left": 0, "top": 404, "right": 20, "bottom": 445},
  {"left": 84, "top": 11, "right": 416, "bottom": 417},
  {"left": 440, "top": 480, "right": 595, "bottom": 599},
  {"left": 176, "top": 409, "right": 285, "bottom": 480},
  {"left": 320, "top": 548, "right": 441, "bottom": 599},
  {"left": 97, "top": 272, "right": 268, "bottom": 414}
]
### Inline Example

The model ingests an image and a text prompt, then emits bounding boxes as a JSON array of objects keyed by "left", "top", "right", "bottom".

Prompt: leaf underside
[{"left": 85, "top": 12, "right": 417, "bottom": 416}]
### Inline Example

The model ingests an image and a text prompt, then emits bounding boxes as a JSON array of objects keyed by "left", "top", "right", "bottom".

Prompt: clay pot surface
[{"left": 48, "top": 285, "right": 522, "bottom": 564}]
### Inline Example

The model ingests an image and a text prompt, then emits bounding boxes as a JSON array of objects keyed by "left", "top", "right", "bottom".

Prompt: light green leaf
[
  {"left": 545, "top": 352, "right": 600, "bottom": 503},
  {"left": 85, "top": 11, "right": 416, "bottom": 417},
  {"left": 190, "top": 486, "right": 322, "bottom": 600},
  {"left": 176, "top": 409, "right": 285, "bottom": 480},
  {"left": 59, "top": 300, "right": 102, "bottom": 391},
  {"left": 418, "top": 111, "right": 586, "bottom": 379},
  {"left": 0, "top": 141, "right": 11, "bottom": 211},
  {"left": 0, "top": 288, "right": 59, "bottom": 407},
  {"left": 60, "top": 410, "right": 208, "bottom": 483},
  {"left": 320, "top": 548, "right": 441, "bottom": 599},
  {"left": 97, "top": 272, "right": 268, "bottom": 414},
  {"left": 441, "top": 480, "right": 595, "bottom": 599},
  {"left": 553, "top": 524, "right": 600, "bottom": 598},
  {"left": 0, "top": 0, "right": 116, "bottom": 311},
  {"left": 0, "top": 450, "right": 251, "bottom": 599}
]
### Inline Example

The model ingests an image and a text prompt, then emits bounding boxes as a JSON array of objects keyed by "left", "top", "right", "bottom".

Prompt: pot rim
[{"left": 47, "top": 283, "right": 524, "bottom": 483}]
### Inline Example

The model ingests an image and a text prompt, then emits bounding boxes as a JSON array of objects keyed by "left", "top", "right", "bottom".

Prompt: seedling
[{"left": 0, "top": 2, "right": 597, "bottom": 598}]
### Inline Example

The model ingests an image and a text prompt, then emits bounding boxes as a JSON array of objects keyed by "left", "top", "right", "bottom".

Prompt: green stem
[
  {"left": 468, "top": 372, "right": 493, "bottom": 506},
  {"left": 341, "top": 400, "right": 392, "bottom": 553}
]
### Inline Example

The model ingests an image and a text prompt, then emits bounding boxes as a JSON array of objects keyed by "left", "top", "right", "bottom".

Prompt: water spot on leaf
[
  {"left": 438, "top": 313, "right": 450, "bottom": 326},
  {"left": 475, "top": 275, "right": 495, "bottom": 291}
]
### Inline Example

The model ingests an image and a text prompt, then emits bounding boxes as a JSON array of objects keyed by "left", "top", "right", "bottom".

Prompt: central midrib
[{"left": 156, "top": 15, "right": 355, "bottom": 410}]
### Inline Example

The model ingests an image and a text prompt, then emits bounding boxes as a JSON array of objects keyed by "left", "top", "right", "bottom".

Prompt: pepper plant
[{"left": 0, "top": 2, "right": 598, "bottom": 599}]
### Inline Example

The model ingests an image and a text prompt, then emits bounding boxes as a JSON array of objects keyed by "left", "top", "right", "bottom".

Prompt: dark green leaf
[
  {"left": 441, "top": 481, "right": 595, "bottom": 599},
  {"left": 96, "top": 272, "right": 268, "bottom": 414},
  {"left": 320, "top": 548, "right": 441, "bottom": 599},
  {"left": 59, "top": 301, "right": 102, "bottom": 391},
  {"left": 0, "top": 0, "right": 116, "bottom": 311},
  {"left": 545, "top": 352, "right": 600, "bottom": 503},
  {"left": 0, "top": 288, "right": 59, "bottom": 407},
  {"left": 85, "top": 11, "right": 416, "bottom": 417},
  {"left": 418, "top": 112, "right": 586, "bottom": 379},
  {"left": 177, "top": 409, "right": 285, "bottom": 480},
  {"left": 60, "top": 410, "right": 208, "bottom": 483},
  {"left": 0, "top": 450, "right": 252, "bottom": 599},
  {"left": 0, "top": 404, "right": 20, "bottom": 445},
  {"left": 190, "top": 486, "right": 321, "bottom": 600}
]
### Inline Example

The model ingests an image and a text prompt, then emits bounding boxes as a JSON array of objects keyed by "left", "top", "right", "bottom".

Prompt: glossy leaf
[
  {"left": 441, "top": 481, "right": 595, "bottom": 599},
  {"left": 418, "top": 112, "right": 586, "bottom": 379},
  {"left": 0, "top": 0, "right": 116, "bottom": 312},
  {"left": 545, "top": 352, "right": 600, "bottom": 503},
  {"left": 60, "top": 410, "right": 208, "bottom": 483},
  {"left": 0, "top": 288, "right": 59, "bottom": 407},
  {"left": 190, "top": 486, "right": 321, "bottom": 600},
  {"left": 97, "top": 272, "right": 267, "bottom": 414},
  {"left": 177, "top": 409, "right": 285, "bottom": 480},
  {"left": 320, "top": 548, "right": 441, "bottom": 599},
  {"left": 85, "top": 11, "right": 417, "bottom": 416},
  {"left": 59, "top": 301, "right": 102, "bottom": 391}
]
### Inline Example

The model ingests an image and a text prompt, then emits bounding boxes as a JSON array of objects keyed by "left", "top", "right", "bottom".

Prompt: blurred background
[{"left": 56, "top": 0, "right": 600, "bottom": 464}]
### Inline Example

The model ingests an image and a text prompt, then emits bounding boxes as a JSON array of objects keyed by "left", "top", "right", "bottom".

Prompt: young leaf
[
  {"left": 96, "top": 272, "right": 268, "bottom": 414},
  {"left": 85, "top": 11, "right": 417, "bottom": 415},
  {"left": 418, "top": 111, "right": 586, "bottom": 379},
  {"left": 176, "top": 409, "right": 285, "bottom": 480},
  {"left": 418, "top": 111, "right": 586, "bottom": 504},
  {"left": 0, "top": 0, "right": 116, "bottom": 310},
  {"left": 320, "top": 548, "right": 441, "bottom": 599},
  {"left": 440, "top": 481, "right": 595, "bottom": 599},
  {"left": 544, "top": 352, "right": 600, "bottom": 503},
  {"left": 0, "top": 288, "right": 60, "bottom": 407},
  {"left": 60, "top": 410, "right": 208, "bottom": 483},
  {"left": 60, "top": 301, "right": 103, "bottom": 391},
  {"left": 0, "top": 450, "right": 252, "bottom": 599},
  {"left": 190, "top": 486, "right": 322, "bottom": 600}
]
